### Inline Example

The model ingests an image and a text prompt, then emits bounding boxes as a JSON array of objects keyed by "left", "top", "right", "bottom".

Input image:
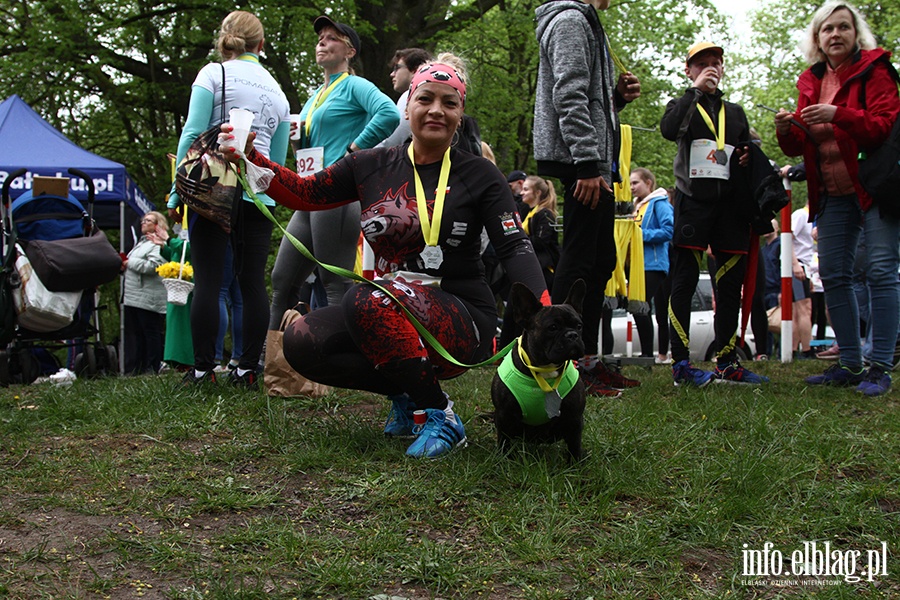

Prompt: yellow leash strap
[{"left": 517, "top": 336, "right": 567, "bottom": 393}]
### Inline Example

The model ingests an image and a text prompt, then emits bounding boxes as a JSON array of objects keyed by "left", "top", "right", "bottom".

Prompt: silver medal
[
  {"left": 714, "top": 149, "right": 728, "bottom": 165},
  {"left": 544, "top": 390, "right": 562, "bottom": 418},
  {"left": 420, "top": 245, "right": 444, "bottom": 269}
]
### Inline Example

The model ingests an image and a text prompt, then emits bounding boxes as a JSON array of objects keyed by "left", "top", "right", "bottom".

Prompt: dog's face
[{"left": 509, "top": 280, "right": 585, "bottom": 366}]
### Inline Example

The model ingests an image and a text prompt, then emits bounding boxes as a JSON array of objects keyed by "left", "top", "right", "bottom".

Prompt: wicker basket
[{"left": 162, "top": 278, "right": 194, "bottom": 306}]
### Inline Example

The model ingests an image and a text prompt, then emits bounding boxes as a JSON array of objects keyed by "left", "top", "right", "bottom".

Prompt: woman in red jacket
[{"left": 776, "top": 1, "right": 900, "bottom": 396}]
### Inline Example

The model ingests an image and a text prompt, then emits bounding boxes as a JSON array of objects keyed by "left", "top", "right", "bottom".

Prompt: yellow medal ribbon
[
  {"left": 304, "top": 72, "right": 350, "bottom": 137},
  {"left": 517, "top": 336, "right": 567, "bottom": 393},
  {"left": 697, "top": 102, "right": 726, "bottom": 151},
  {"left": 237, "top": 53, "right": 260, "bottom": 63},
  {"left": 407, "top": 143, "right": 451, "bottom": 248}
]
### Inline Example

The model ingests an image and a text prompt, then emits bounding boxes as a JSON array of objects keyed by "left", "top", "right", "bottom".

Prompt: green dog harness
[{"left": 497, "top": 343, "right": 579, "bottom": 426}]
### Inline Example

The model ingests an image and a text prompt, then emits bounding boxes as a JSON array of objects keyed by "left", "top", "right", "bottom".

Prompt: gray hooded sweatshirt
[{"left": 533, "top": 1, "right": 621, "bottom": 182}]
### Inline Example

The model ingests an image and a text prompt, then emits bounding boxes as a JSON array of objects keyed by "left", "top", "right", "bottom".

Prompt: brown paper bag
[
  {"left": 767, "top": 305, "right": 781, "bottom": 334},
  {"left": 264, "top": 306, "right": 332, "bottom": 398}
]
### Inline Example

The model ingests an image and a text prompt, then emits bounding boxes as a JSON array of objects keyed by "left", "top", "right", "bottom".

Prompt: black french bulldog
[{"left": 491, "top": 279, "right": 586, "bottom": 461}]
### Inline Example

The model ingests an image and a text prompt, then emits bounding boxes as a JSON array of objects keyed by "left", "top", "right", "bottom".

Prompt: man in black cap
[{"left": 507, "top": 170, "right": 528, "bottom": 218}]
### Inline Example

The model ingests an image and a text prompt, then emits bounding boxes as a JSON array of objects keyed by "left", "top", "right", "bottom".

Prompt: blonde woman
[
  {"left": 776, "top": 1, "right": 900, "bottom": 395},
  {"left": 520, "top": 176, "right": 560, "bottom": 291},
  {"left": 629, "top": 167, "right": 673, "bottom": 360},
  {"left": 167, "top": 10, "right": 290, "bottom": 388}
]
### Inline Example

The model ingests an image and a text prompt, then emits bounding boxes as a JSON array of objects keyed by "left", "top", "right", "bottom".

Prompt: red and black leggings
[{"left": 283, "top": 280, "right": 481, "bottom": 410}]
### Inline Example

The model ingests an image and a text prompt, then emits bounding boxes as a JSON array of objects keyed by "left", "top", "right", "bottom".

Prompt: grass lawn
[{"left": 0, "top": 359, "right": 897, "bottom": 599}]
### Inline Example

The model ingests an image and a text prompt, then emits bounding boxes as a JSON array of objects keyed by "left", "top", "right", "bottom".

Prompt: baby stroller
[{"left": 0, "top": 168, "right": 123, "bottom": 386}]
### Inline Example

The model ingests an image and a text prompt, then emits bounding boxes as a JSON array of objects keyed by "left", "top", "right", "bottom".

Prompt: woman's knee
[{"left": 283, "top": 319, "right": 319, "bottom": 365}]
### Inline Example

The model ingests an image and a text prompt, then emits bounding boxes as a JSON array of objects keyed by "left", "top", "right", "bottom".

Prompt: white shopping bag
[{"left": 13, "top": 244, "right": 82, "bottom": 332}]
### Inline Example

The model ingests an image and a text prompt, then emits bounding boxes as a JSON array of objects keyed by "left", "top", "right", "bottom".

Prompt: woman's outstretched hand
[{"left": 218, "top": 124, "right": 256, "bottom": 163}]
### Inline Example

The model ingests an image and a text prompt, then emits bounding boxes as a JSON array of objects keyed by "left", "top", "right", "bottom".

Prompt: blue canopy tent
[
  {"left": 0, "top": 94, "right": 154, "bottom": 232},
  {"left": 0, "top": 94, "right": 156, "bottom": 372}
]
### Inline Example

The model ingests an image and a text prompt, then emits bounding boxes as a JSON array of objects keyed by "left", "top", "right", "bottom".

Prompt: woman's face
[
  {"left": 140, "top": 215, "right": 157, "bottom": 234},
  {"left": 817, "top": 8, "right": 856, "bottom": 67},
  {"left": 521, "top": 180, "right": 537, "bottom": 207},
  {"left": 630, "top": 173, "right": 651, "bottom": 201},
  {"left": 315, "top": 26, "right": 353, "bottom": 69},
  {"left": 406, "top": 82, "right": 464, "bottom": 149}
]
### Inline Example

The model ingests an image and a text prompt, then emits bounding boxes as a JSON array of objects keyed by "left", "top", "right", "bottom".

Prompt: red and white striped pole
[
  {"left": 780, "top": 175, "right": 794, "bottom": 363},
  {"left": 626, "top": 319, "right": 633, "bottom": 357}
]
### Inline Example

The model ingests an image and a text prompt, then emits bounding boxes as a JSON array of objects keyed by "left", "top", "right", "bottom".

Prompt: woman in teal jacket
[{"left": 267, "top": 15, "right": 399, "bottom": 329}]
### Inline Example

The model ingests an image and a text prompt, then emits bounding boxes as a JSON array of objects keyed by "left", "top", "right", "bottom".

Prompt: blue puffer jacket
[{"left": 637, "top": 190, "right": 674, "bottom": 274}]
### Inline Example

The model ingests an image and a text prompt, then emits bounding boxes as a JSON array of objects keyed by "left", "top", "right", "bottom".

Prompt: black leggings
[
  {"left": 633, "top": 270, "right": 668, "bottom": 357},
  {"left": 189, "top": 201, "right": 273, "bottom": 372},
  {"left": 283, "top": 280, "right": 481, "bottom": 410},
  {"left": 124, "top": 306, "right": 163, "bottom": 374},
  {"left": 669, "top": 246, "right": 745, "bottom": 363}
]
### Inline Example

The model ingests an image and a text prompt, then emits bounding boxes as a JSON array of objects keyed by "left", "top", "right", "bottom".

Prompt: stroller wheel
[
  {"left": 0, "top": 350, "right": 9, "bottom": 387},
  {"left": 104, "top": 344, "right": 119, "bottom": 375},
  {"left": 16, "top": 349, "right": 40, "bottom": 385},
  {"left": 75, "top": 345, "right": 99, "bottom": 378},
  {"left": 83, "top": 345, "right": 97, "bottom": 377}
]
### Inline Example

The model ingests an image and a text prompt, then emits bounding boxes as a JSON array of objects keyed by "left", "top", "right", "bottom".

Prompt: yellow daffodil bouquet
[{"left": 156, "top": 261, "right": 194, "bottom": 281}]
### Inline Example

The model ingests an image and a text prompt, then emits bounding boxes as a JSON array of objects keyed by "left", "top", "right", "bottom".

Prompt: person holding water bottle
[
  {"left": 167, "top": 10, "right": 290, "bottom": 389},
  {"left": 659, "top": 41, "right": 767, "bottom": 387}
]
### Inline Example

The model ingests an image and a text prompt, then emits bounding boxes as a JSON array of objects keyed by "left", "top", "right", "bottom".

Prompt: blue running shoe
[
  {"left": 805, "top": 362, "right": 865, "bottom": 386},
  {"left": 856, "top": 364, "right": 892, "bottom": 397},
  {"left": 384, "top": 393, "right": 416, "bottom": 437},
  {"left": 672, "top": 360, "right": 715, "bottom": 387},
  {"left": 715, "top": 361, "right": 770, "bottom": 384},
  {"left": 405, "top": 408, "right": 467, "bottom": 459}
]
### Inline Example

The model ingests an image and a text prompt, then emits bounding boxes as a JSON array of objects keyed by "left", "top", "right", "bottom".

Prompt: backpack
[
  {"left": 856, "top": 56, "right": 900, "bottom": 218},
  {"left": 174, "top": 63, "right": 242, "bottom": 233},
  {"left": 858, "top": 116, "right": 900, "bottom": 218},
  {"left": 456, "top": 114, "right": 483, "bottom": 157}
]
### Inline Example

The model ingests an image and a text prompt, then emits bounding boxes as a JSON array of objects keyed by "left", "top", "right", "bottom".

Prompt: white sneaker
[{"left": 49, "top": 368, "right": 77, "bottom": 386}]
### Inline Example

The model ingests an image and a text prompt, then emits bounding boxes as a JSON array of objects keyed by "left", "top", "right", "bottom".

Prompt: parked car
[{"left": 607, "top": 274, "right": 756, "bottom": 363}]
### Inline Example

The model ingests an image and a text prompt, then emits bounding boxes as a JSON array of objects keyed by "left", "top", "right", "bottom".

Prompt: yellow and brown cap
[{"left": 686, "top": 42, "right": 724, "bottom": 65}]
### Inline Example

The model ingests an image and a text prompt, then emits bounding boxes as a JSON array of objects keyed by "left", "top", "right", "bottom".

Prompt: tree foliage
[
  {"left": 2, "top": 0, "right": 898, "bottom": 208},
  {"left": 0, "top": 0, "right": 502, "bottom": 206}
]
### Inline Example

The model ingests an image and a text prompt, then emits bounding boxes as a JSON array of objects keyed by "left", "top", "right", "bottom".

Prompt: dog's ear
[
  {"left": 509, "top": 282, "right": 543, "bottom": 327},
  {"left": 564, "top": 279, "right": 586, "bottom": 315}
]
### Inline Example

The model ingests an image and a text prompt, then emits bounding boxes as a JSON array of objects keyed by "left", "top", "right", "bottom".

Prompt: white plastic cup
[
  {"left": 289, "top": 113, "right": 303, "bottom": 141},
  {"left": 229, "top": 108, "right": 255, "bottom": 152}
]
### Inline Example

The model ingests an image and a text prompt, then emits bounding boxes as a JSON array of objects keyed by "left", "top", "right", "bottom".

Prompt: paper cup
[
  {"left": 289, "top": 113, "right": 303, "bottom": 141},
  {"left": 229, "top": 108, "right": 255, "bottom": 152}
]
